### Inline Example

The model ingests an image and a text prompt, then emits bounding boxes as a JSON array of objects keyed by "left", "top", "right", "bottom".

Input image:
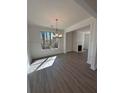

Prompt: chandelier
[{"left": 53, "top": 19, "right": 63, "bottom": 38}]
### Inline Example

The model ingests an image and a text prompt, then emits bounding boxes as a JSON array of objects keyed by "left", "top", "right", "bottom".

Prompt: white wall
[
  {"left": 65, "top": 28, "right": 90, "bottom": 53},
  {"left": 27, "top": 78, "right": 31, "bottom": 93},
  {"left": 28, "top": 24, "right": 64, "bottom": 59},
  {"left": 27, "top": 30, "right": 32, "bottom": 64},
  {"left": 72, "top": 31, "right": 84, "bottom": 52},
  {"left": 66, "top": 32, "right": 73, "bottom": 52},
  {"left": 83, "top": 32, "right": 90, "bottom": 49}
]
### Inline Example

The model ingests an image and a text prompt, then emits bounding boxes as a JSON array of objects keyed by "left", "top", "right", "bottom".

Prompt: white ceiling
[
  {"left": 73, "top": 0, "right": 97, "bottom": 17},
  {"left": 27, "top": 0, "right": 91, "bottom": 29}
]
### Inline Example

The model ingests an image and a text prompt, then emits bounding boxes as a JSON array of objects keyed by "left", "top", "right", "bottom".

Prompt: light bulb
[{"left": 59, "top": 34, "right": 62, "bottom": 37}]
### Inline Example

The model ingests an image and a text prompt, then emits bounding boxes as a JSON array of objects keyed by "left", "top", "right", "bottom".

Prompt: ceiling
[
  {"left": 27, "top": 0, "right": 94, "bottom": 30},
  {"left": 84, "top": 0, "right": 97, "bottom": 12},
  {"left": 73, "top": 0, "right": 97, "bottom": 17}
]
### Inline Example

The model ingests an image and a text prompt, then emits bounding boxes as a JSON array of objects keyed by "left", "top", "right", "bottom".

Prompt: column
[
  {"left": 63, "top": 32, "right": 66, "bottom": 53},
  {"left": 87, "top": 21, "right": 97, "bottom": 70}
]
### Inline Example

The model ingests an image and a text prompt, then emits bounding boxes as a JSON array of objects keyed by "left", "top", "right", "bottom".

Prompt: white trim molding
[{"left": 64, "top": 17, "right": 96, "bottom": 33}]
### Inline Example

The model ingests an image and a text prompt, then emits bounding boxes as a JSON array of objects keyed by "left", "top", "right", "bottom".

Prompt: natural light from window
[
  {"left": 28, "top": 56, "right": 57, "bottom": 74},
  {"left": 36, "top": 56, "right": 56, "bottom": 71},
  {"left": 40, "top": 32, "right": 59, "bottom": 49},
  {"left": 27, "top": 58, "right": 47, "bottom": 74}
]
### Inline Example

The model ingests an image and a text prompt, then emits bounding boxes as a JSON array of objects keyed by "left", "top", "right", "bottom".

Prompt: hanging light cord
[{"left": 56, "top": 19, "right": 58, "bottom": 32}]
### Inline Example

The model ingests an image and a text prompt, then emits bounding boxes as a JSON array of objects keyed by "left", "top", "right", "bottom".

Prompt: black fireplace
[{"left": 78, "top": 45, "right": 82, "bottom": 52}]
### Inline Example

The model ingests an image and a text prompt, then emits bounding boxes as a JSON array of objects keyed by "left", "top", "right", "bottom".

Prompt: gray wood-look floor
[{"left": 28, "top": 52, "right": 97, "bottom": 93}]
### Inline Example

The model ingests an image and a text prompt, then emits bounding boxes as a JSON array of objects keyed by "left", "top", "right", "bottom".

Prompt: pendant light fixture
[{"left": 53, "top": 19, "right": 63, "bottom": 38}]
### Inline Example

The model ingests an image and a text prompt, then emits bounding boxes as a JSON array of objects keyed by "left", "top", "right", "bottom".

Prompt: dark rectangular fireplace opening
[{"left": 78, "top": 45, "right": 82, "bottom": 52}]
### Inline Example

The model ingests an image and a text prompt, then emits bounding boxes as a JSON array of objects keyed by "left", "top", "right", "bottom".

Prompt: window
[{"left": 40, "top": 32, "right": 58, "bottom": 49}]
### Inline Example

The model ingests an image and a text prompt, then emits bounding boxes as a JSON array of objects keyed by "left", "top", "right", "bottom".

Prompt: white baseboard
[
  {"left": 90, "top": 65, "right": 96, "bottom": 71},
  {"left": 87, "top": 61, "right": 91, "bottom": 64}
]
